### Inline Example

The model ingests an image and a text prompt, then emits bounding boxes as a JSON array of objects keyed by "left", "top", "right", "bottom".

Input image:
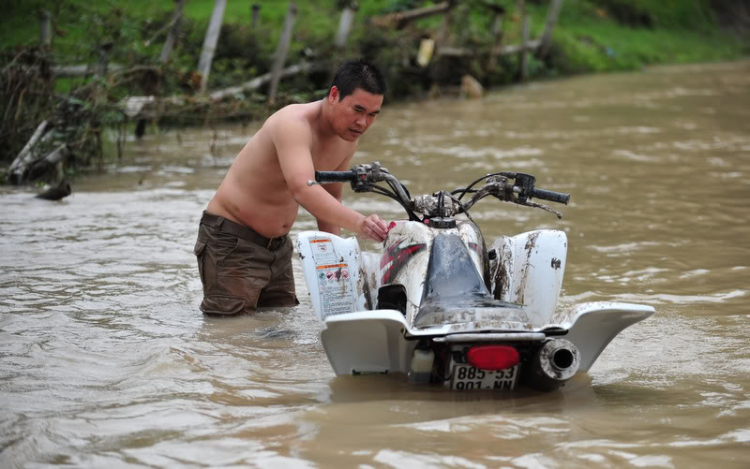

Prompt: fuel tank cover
[{"left": 413, "top": 233, "right": 532, "bottom": 330}]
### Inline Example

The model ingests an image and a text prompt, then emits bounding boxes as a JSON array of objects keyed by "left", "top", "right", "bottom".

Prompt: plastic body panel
[
  {"left": 296, "top": 229, "right": 655, "bottom": 377},
  {"left": 489, "top": 230, "right": 567, "bottom": 328}
]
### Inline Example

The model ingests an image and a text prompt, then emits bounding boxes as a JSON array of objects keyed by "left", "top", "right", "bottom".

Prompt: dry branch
[
  {"left": 210, "top": 62, "right": 313, "bottom": 101},
  {"left": 8, "top": 122, "right": 54, "bottom": 183},
  {"left": 51, "top": 64, "right": 124, "bottom": 77},
  {"left": 437, "top": 40, "right": 541, "bottom": 57},
  {"left": 372, "top": 1, "right": 453, "bottom": 30},
  {"left": 27, "top": 144, "right": 70, "bottom": 181}
]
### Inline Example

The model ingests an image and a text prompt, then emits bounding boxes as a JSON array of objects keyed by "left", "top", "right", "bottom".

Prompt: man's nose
[{"left": 355, "top": 116, "right": 366, "bottom": 127}]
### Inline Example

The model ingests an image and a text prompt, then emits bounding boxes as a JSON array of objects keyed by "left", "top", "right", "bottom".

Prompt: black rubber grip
[
  {"left": 315, "top": 171, "right": 356, "bottom": 183},
  {"left": 531, "top": 188, "right": 570, "bottom": 205}
]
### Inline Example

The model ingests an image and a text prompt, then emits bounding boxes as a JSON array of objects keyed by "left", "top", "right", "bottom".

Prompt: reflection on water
[{"left": 1, "top": 61, "right": 749, "bottom": 468}]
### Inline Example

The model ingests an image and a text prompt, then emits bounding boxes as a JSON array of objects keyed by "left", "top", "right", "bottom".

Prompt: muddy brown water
[{"left": 2, "top": 60, "right": 749, "bottom": 468}]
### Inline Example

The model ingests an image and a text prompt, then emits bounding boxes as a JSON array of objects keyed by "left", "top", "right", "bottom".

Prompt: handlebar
[
  {"left": 315, "top": 171, "right": 356, "bottom": 183},
  {"left": 531, "top": 188, "right": 570, "bottom": 205},
  {"left": 312, "top": 162, "right": 570, "bottom": 220}
]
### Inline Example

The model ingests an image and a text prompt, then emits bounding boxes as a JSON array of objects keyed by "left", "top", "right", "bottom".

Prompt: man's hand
[{"left": 358, "top": 214, "right": 388, "bottom": 242}]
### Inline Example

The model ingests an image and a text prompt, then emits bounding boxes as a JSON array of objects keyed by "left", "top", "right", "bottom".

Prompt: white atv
[{"left": 297, "top": 162, "right": 654, "bottom": 392}]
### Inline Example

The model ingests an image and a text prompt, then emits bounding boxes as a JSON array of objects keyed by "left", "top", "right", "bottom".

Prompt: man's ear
[{"left": 328, "top": 86, "right": 339, "bottom": 104}]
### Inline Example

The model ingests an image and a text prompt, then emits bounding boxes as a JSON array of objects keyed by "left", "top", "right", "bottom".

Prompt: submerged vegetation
[{"left": 1, "top": 0, "right": 748, "bottom": 182}]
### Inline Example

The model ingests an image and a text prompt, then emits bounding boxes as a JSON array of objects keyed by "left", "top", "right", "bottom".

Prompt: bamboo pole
[
  {"left": 492, "top": 11, "right": 505, "bottom": 43},
  {"left": 251, "top": 4, "right": 261, "bottom": 28},
  {"left": 95, "top": 42, "right": 113, "bottom": 78},
  {"left": 160, "top": 0, "right": 185, "bottom": 63},
  {"left": 335, "top": 2, "right": 358, "bottom": 48},
  {"left": 486, "top": 6, "right": 505, "bottom": 69},
  {"left": 518, "top": 0, "right": 529, "bottom": 82},
  {"left": 435, "top": 1, "right": 453, "bottom": 46},
  {"left": 197, "top": 0, "right": 227, "bottom": 92},
  {"left": 538, "top": 0, "right": 565, "bottom": 57},
  {"left": 39, "top": 10, "right": 52, "bottom": 47},
  {"left": 268, "top": 3, "right": 297, "bottom": 104}
]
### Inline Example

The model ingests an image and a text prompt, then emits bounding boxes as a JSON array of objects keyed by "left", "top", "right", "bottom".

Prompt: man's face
[{"left": 328, "top": 86, "right": 383, "bottom": 142}]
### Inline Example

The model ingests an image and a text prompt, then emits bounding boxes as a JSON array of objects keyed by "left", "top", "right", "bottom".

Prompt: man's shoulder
[
  {"left": 271, "top": 100, "right": 320, "bottom": 121},
  {"left": 267, "top": 103, "right": 316, "bottom": 133}
]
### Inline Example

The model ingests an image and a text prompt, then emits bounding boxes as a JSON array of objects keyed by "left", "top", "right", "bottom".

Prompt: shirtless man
[{"left": 194, "top": 59, "right": 389, "bottom": 315}]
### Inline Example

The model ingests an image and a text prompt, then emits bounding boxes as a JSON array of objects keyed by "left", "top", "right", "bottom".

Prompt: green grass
[
  {"left": 1, "top": 0, "right": 745, "bottom": 88},
  {"left": 1, "top": 1, "right": 393, "bottom": 52}
]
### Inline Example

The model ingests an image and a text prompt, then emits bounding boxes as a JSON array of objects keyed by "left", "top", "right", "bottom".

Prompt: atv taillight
[{"left": 467, "top": 345, "right": 520, "bottom": 371}]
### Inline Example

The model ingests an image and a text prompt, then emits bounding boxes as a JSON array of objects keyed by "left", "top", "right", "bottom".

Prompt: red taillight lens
[{"left": 467, "top": 345, "right": 520, "bottom": 371}]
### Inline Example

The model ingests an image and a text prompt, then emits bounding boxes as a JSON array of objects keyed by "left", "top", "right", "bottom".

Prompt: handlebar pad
[
  {"left": 530, "top": 188, "right": 570, "bottom": 205},
  {"left": 315, "top": 171, "right": 356, "bottom": 183}
]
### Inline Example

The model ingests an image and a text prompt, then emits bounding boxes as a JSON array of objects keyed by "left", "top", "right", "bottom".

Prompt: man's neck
[{"left": 316, "top": 99, "right": 338, "bottom": 139}]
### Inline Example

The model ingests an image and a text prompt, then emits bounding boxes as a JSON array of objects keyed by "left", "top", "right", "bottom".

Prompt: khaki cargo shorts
[{"left": 194, "top": 211, "right": 298, "bottom": 315}]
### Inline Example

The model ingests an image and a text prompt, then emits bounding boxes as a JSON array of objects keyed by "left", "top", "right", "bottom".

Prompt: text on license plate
[{"left": 450, "top": 364, "right": 519, "bottom": 390}]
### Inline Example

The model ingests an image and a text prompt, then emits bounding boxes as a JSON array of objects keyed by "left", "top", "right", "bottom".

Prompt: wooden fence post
[
  {"left": 518, "top": 0, "right": 529, "bottom": 82},
  {"left": 268, "top": 3, "right": 297, "bottom": 104},
  {"left": 335, "top": 1, "right": 358, "bottom": 48},
  {"left": 436, "top": 0, "right": 455, "bottom": 48},
  {"left": 197, "top": 0, "right": 227, "bottom": 92},
  {"left": 538, "top": 0, "right": 564, "bottom": 57},
  {"left": 251, "top": 4, "right": 261, "bottom": 28},
  {"left": 39, "top": 10, "right": 52, "bottom": 47},
  {"left": 486, "top": 5, "right": 505, "bottom": 70},
  {"left": 95, "top": 42, "right": 113, "bottom": 78},
  {"left": 160, "top": 0, "right": 185, "bottom": 63}
]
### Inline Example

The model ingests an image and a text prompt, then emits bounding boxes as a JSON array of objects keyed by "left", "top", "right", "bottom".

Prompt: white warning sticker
[
  {"left": 316, "top": 263, "right": 354, "bottom": 316},
  {"left": 309, "top": 238, "right": 338, "bottom": 265}
]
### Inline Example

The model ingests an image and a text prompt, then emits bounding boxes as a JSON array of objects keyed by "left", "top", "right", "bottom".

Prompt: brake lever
[{"left": 517, "top": 200, "right": 564, "bottom": 219}]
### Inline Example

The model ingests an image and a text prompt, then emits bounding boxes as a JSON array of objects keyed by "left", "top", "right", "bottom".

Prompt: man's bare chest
[{"left": 311, "top": 140, "right": 353, "bottom": 171}]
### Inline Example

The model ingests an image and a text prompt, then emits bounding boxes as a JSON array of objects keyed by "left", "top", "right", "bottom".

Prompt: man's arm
[
  {"left": 317, "top": 157, "right": 351, "bottom": 235},
  {"left": 273, "top": 118, "right": 387, "bottom": 241}
]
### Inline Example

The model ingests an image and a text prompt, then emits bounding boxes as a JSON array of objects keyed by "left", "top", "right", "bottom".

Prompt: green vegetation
[
  {"left": 548, "top": 0, "right": 746, "bottom": 72},
  {"left": 3, "top": 1, "right": 745, "bottom": 89},
  {"left": 1, "top": 0, "right": 747, "bottom": 178}
]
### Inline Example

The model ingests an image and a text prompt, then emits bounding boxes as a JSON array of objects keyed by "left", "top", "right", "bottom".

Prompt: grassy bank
[
  {"left": 1, "top": 0, "right": 748, "bottom": 178},
  {"left": 3, "top": 1, "right": 746, "bottom": 84},
  {"left": 549, "top": 1, "right": 747, "bottom": 72}
]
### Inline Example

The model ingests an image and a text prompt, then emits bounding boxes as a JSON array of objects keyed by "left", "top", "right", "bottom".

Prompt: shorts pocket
[
  {"left": 194, "top": 239, "right": 207, "bottom": 285},
  {"left": 200, "top": 295, "right": 246, "bottom": 316},
  {"left": 194, "top": 239, "right": 207, "bottom": 256},
  {"left": 215, "top": 234, "right": 241, "bottom": 267}
]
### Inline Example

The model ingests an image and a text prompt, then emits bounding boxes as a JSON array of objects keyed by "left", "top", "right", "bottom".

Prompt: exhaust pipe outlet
[{"left": 528, "top": 339, "right": 580, "bottom": 392}]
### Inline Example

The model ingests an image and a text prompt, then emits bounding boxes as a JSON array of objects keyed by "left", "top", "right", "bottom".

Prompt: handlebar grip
[
  {"left": 530, "top": 188, "right": 570, "bottom": 205},
  {"left": 315, "top": 171, "right": 356, "bottom": 183}
]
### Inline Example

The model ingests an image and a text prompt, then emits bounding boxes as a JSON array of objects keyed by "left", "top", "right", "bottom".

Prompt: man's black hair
[{"left": 329, "top": 59, "right": 387, "bottom": 100}]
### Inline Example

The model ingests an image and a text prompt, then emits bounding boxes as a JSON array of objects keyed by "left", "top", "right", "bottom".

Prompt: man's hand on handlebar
[{"left": 358, "top": 214, "right": 388, "bottom": 242}]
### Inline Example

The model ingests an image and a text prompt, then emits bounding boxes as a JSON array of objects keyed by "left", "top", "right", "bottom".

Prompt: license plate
[{"left": 450, "top": 363, "right": 519, "bottom": 390}]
